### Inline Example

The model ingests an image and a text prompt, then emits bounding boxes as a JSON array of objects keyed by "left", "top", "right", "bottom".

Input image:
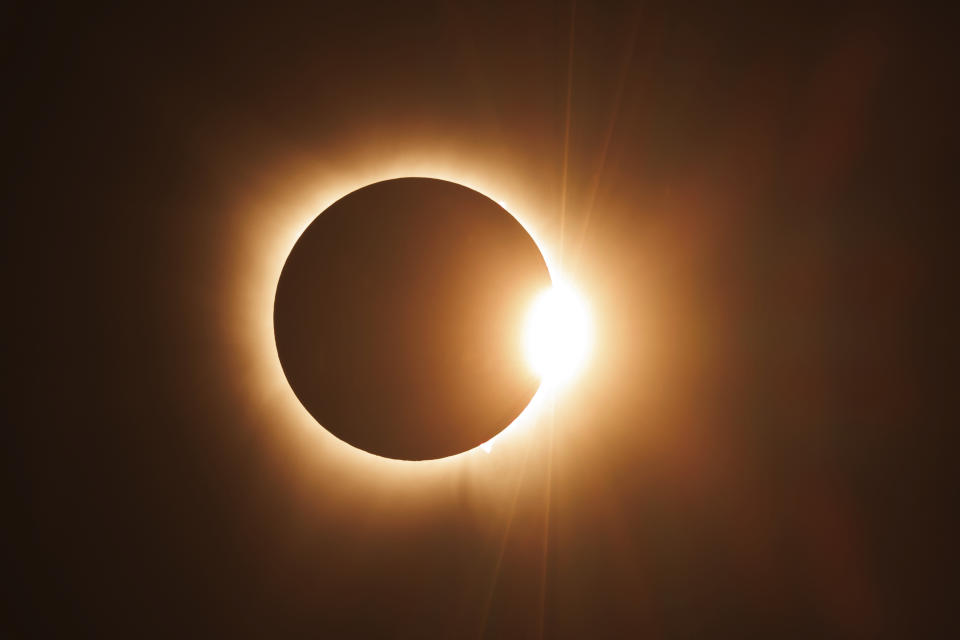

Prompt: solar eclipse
[{"left": 274, "top": 177, "right": 591, "bottom": 461}]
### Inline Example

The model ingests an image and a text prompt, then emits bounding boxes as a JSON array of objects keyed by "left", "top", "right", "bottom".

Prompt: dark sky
[{"left": 4, "top": 2, "right": 952, "bottom": 637}]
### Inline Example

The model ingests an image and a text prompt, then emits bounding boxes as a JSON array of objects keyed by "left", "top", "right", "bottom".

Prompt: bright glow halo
[{"left": 229, "top": 156, "right": 594, "bottom": 474}]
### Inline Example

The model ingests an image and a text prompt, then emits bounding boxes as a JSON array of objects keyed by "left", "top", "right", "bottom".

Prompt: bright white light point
[
  {"left": 523, "top": 282, "right": 592, "bottom": 388},
  {"left": 480, "top": 441, "right": 493, "bottom": 453}
]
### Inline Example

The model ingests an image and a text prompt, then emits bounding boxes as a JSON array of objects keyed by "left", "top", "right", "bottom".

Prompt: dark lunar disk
[{"left": 274, "top": 177, "right": 552, "bottom": 460}]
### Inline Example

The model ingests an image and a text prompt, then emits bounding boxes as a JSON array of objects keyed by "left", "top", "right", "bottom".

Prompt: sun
[
  {"left": 523, "top": 280, "right": 593, "bottom": 388},
  {"left": 235, "top": 157, "right": 599, "bottom": 467}
]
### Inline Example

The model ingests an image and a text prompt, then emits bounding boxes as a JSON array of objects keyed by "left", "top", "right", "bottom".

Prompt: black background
[{"left": 4, "top": 2, "right": 953, "bottom": 637}]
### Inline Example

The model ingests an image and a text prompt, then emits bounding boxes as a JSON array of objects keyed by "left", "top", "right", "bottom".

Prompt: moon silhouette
[{"left": 274, "top": 178, "right": 552, "bottom": 460}]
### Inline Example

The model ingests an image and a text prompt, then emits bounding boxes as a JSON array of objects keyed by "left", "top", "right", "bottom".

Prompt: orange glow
[{"left": 219, "top": 146, "right": 610, "bottom": 489}]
